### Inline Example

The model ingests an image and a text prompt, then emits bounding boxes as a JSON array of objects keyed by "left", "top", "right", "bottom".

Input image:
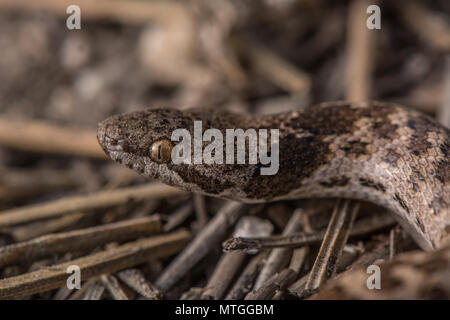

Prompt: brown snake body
[{"left": 97, "top": 101, "right": 449, "bottom": 251}]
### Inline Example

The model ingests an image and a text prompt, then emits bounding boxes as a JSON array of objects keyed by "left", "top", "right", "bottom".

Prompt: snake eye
[{"left": 150, "top": 140, "right": 173, "bottom": 163}]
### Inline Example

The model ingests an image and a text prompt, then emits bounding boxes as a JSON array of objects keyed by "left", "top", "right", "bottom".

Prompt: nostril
[{"left": 96, "top": 124, "right": 107, "bottom": 145}]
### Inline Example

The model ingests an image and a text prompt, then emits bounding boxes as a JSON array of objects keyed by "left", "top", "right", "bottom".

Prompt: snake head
[
  {"left": 97, "top": 107, "right": 202, "bottom": 186},
  {"left": 97, "top": 107, "right": 178, "bottom": 173}
]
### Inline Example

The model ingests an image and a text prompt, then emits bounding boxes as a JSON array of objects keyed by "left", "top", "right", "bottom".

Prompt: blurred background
[
  {"left": 1, "top": 0, "right": 450, "bottom": 122},
  {"left": 0, "top": 0, "right": 449, "bottom": 300}
]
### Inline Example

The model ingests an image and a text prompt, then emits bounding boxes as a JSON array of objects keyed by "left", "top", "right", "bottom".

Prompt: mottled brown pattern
[
  {"left": 406, "top": 116, "right": 437, "bottom": 157},
  {"left": 358, "top": 177, "right": 387, "bottom": 192},
  {"left": 320, "top": 176, "right": 351, "bottom": 188},
  {"left": 97, "top": 101, "right": 450, "bottom": 250},
  {"left": 339, "top": 141, "right": 369, "bottom": 158},
  {"left": 393, "top": 193, "right": 410, "bottom": 214},
  {"left": 436, "top": 157, "right": 449, "bottom": 185},
  {"left": 382, "top": 148, "right": 402, "bottom": 167}
]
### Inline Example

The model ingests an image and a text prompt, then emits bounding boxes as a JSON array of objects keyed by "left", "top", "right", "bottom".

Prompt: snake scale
[{"left": 97, "top": 101, "right": 449, "bottom": 251}]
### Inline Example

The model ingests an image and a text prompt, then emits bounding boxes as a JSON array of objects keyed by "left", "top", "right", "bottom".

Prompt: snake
[{"left": 97, "top": 101, "right": 449, "bottom": 251}]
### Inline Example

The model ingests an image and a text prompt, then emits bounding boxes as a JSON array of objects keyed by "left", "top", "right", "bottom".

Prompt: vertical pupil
[{"left": 158, "top": 144, "right": 162, "bottom": 159}]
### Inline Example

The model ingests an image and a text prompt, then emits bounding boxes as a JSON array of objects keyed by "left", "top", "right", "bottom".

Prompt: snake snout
[{"left": 97, "top": 117, "right": 127, "bottom": 155}]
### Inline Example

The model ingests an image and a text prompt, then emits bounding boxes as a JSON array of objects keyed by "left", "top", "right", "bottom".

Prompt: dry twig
[
  {"left": 11, "top": 212, "right": 85, "bottom": 242},
  {"left": 82, "top": 281, "right": 106, "bottom": 300},
  {"left": 101, "top": 274, "right": 129, "bottom": 300},
  {"left": 236, "top": 38, "right": 311, "bottom": 95},
  {"left": 225, "top": 252, "right": 269, "bottom": 300},
  {"left": 200, "top": 216, "right": 273, "bottom": 300},
  {"left": 155, "top": 201, "right": 246, "bottom": 292},
  {"left": 438, "top": 56, "right": 450, "bottom": 127},
  {"left": 303, "top": 200, "right": 359, "bottom": 295},
  {"left": 0, "top": 229, "right": 191, "bottom": 299},
  {"left": 0, "top": 118, "right": 105, "bottom": 159},
  {"left": 0, "top": 183, "right": 185, "bottom": 228},
  {"left": 0, "top": 0, "right": 190, "bottom": 25},
  {"left": 163, "top": 201, "right": 194, "bottom": 232},
  {"left": 253, "top": 209, "right": 304, "bottom": 290},
  {"left": 223, "top": 214, "right": 395, "bottom": 251},
  {"left": 0, "top": 216, "right": 162, "bottom": 268},
  {"left": 200, "top": 252, "right": 246, "bottom": 300},
  {"left": 245, "top": 268, "right": 297, "bottom": 300},
  {"left": 193, "top": 194, "right": 208, "bottom": 228},
  {"left": 117, "top": 269, "right": 162, "bottom": 300},
  {"left": 397, "top": 0, "right": 450, "bottom": 52},
  {"left": 345, "top": 0, "right": 376, "bottom": 100}
]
